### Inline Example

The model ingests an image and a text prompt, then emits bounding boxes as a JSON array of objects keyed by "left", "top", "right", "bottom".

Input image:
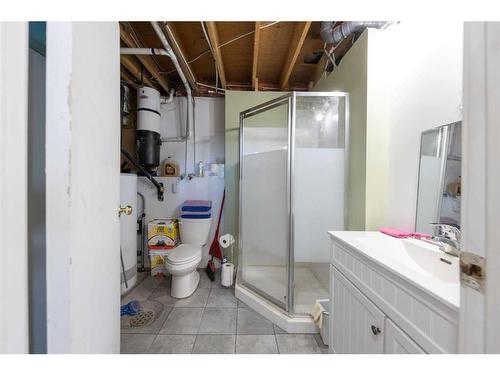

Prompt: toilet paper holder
[{"left": 219, "top": 234, "right": 235, "bottom": 287}]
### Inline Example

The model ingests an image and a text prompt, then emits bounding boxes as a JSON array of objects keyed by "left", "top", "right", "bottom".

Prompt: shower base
[{"left": 235, "top": 266, "right": 328, "bottom": 334}]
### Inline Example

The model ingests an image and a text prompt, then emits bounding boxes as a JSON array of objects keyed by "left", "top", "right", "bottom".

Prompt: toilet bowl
[
  {"left": 165, "top": 244, "right": 203, "bottom": 298},
  {"left": 165, "top": 218, "right": 212, "bottom": 298}
]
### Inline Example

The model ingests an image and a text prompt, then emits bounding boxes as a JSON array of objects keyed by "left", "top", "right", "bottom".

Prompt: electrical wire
[{"left": 158, "top": 21, "right": 282, "bottom": 93}]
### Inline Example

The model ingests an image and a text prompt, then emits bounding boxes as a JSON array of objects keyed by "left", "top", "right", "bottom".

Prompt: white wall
[
  {"left": 46, "top": 22, "right": 120, "bottom": 353},
  {"left": 138, "top": 97, "right": 225, "bottom": 266},
  {"left": 160, "top": 96, "right": 225, "bottom": 175},
  {"left": 0, "top": 22, "right": 29, "bottom": 354},
  {"left": 367, "top": 22, "right": 464, "bottom": 231}
]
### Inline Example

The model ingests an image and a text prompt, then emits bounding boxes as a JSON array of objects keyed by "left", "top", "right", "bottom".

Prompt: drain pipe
[
  {"left": 320, "top": 21, "right": 387, "bottom": 44},
  {"left": 160, "top": 88, "right": 175, "bottom": 104}
]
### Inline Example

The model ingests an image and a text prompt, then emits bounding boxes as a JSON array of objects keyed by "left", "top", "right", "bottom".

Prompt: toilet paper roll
[{"left": 221, "top": 262, "right": 234, "bottom": 287}]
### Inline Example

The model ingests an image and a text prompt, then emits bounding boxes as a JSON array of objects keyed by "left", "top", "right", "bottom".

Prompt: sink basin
[
  {"left": 402, "top": 239, "right": 459, "bottom": 284},
  {"left": 329, "top": 231, "right": 460, "bottom": 309}
]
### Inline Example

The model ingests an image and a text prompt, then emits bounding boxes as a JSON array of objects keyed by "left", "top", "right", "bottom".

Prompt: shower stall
[{"left": 235, "top": 92, "right": 349, "bottom": 333}]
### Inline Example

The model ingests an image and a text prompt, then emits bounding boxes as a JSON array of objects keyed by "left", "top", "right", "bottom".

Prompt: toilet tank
[{"left": 179, "top": 218, "right": 212, "bottom": 245}]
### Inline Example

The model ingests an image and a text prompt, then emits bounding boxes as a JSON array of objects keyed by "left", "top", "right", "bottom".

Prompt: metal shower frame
[{"left": 238, "top": 91, "right": 350, "bottom": 315}]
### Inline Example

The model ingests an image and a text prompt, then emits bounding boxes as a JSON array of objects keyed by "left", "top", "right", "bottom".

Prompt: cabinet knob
[{"left": 371, "top": 325, "right": 381, "bottom": 335}]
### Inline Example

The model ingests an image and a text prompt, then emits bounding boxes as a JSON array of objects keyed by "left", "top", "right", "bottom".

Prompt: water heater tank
[{"left": 137, "top": 86, "right": 161, "bottom": 173}]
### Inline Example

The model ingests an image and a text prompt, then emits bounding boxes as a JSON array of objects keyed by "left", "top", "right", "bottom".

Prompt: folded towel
[
  {"left": 379, "top": 227, "right": 411, "bottom": 238},
  {"left": 379, "top": 227, "right": 431, "bottom": 240},
  {"left": 311, "top": 301, "right": 324, "bottom": 329}
]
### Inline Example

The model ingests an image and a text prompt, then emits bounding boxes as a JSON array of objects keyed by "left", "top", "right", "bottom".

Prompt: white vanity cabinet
[
  {"left": 331, "top": 267, "right": 425, "bottom": 354},
  {"left": 331, "top": 267, "right": 385, "bottom": 353},
  {"left": 328, "top": 232, "right": 459, "bottom": 354},
  {"left": 384, "top": 318, "right": 425, "bottom": 354}
]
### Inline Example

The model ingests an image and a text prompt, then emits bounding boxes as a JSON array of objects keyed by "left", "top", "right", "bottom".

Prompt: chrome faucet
[{"left": 426, "top": 223, "right": 461, "bottom": 257}]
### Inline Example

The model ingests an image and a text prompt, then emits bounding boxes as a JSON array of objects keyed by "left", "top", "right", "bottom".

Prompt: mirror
[{"left": 415, "top": 122, "right": 461, "bottom": 235}]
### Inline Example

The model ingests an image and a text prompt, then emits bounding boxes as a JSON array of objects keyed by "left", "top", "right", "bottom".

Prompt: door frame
[
  {"left": 0, "top": 21, "right": 30, "bottom": 354},
  {"left": 460, "top": 21, "right": 500, "bottom": 353}
]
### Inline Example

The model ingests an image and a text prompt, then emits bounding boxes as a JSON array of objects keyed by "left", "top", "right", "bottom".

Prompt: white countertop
[{"left": 328, "top": 231, "right": 460, "bottom": 310}]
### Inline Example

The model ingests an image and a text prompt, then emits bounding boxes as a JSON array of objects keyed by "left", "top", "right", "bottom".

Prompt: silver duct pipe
[{"left": 320, "top": 21, "right": 387, "bottom": 44}]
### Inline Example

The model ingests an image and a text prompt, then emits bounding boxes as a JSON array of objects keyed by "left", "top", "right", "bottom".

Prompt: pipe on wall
[{"left": 320, "top": 21, "right": 387, "bottom": 44}]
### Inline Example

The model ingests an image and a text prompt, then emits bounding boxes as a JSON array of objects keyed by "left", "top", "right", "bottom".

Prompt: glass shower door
[{"left": 239, "top": 95, "right": 291, "bottom": 310}]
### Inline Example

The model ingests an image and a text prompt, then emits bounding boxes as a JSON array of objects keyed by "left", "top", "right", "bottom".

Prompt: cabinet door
[
  {"left": 385, "top": 319, "right": 426, "bottom": 354},
  {"left": 331, "top": 266, "right": 385, "bottom": 354}
]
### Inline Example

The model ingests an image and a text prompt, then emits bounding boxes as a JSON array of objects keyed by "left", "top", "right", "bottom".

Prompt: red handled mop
[{"left": 206, "top": 190, "right": 225, "bottom": 281}]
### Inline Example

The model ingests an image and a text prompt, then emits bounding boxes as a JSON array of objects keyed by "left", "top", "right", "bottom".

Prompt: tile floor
[{"left": 121, "top": 270, "right": 328, "bottom": 354}]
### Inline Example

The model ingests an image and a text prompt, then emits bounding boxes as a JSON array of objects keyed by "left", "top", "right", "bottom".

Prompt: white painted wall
[
  {"left": 0, "top": 22, "right": 29, "bottom": 354},
  {"left": 314, "top": 23, "right": 463, "bottom": 232},
  {"left": 138, "top": 97, "right": 225, "bottom": 266},
  {"left": 367, "top": 22, "right": 464, "bottom": 231},
  {"left": 46, "top": 22, "right": 120, "bottom": 353},
  {"left": 160, "top": 96, "right": 225, "bottom": 175}
]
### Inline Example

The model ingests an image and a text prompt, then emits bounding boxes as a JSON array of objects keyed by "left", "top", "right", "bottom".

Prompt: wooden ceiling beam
[
  {"left": 252, "top": 21, "right": 261, "bottom": 91},
  {"left": 279, "top": 21, "right": 312, "bottom": 89},
  {"left": 163, "top": 22, "right": 198, "bottom": 92},
  {"left": 120, "top": 55, "right": 156, "bottom": 88},
  {"left": 205, "top": 22, "right": 227, "bottom": 89},
  {"left": 120, "top": 23, "right": 170, "bottom": 93},
  {"left": 120, "top": 67, "right": 136, "bottom": 86}
]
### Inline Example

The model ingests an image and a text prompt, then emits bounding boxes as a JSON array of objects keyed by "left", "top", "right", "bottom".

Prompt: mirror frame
[{"left": 415, "top": 121, "right": 461, "bottom": 234}]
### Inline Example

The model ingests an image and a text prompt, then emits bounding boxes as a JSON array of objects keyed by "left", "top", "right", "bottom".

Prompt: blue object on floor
[{"left": 121, "top": 300, "right": 141, "bottom": 316}]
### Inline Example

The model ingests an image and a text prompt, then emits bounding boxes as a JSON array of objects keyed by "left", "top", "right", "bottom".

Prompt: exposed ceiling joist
[
  {"left": 120, "top": 24, "right": 170, "bottom": 93},
  {"left": 163, "top": 22, "right": 198, "bottom": 92},
  {"left": 205, "top": 22, "right": 227, "bottom": 89},
  {"left": 279, "top": 21, "right": 312, "bottom": 89},
  {"left": 120, "top": 55, "right": 156, "bottom": 88},
  {"left": 120, "top": 68, "right": 136, "bottom": 86},
  {"left": 252, "top": 21, "right": 261, "bottom": 91}
]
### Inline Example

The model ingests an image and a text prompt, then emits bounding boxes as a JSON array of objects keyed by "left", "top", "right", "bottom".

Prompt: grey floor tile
[
  {"left": 121, "top": 284, "right": 154, "bottom": 304},
  {"left": 121, "top": 300, "right": 172, "bottom": 335},
  {"left": 237, "top": 300, "right": 248, "bottom": 308},
  {"left": 155, "top": 275, "right": 172, "bottom": 289},
  {"left": 198, "top": 269, "right": 214, "bottom": 288},
  {"left": 211, "top": 271, "right": 223, "bottom": 289},
  {"left": 160, "top": 307, "right": 204, "bottom": 334},
  {"left": 206, "top": 288, "right": 237, "bottom": 308},
  {"left": 314, "top": 334, "right": 329, "bottom": 354},
  {"left": 237, "top": 308, "right": 274, "bottom": 335},
  {"left": 192, "top": 335, "right": 236, "bottom": 354},
  {"left": 140, "top": 275, "right": 165, "bottom": 289},
  {"left": 148, "top": 334, "right": 196, "bottom": 354},
  {"left": 148, "top": 287, "right": 177, "bottom": 307},
  {"left": 120, "top": 333, "right": 156, "bottom": 354},
  {"left": 276, "top": 334, "right": 322, "bottom": 354},
  {"left": 135, "top": 272, "right": 148, "bottom": 285},
  {"left": 236, "top": 335, "right": 279, "bottom": 354},
  {"left": 273, "top": 324, "right": 289, "bottom": 334},
  {"left": 174, "top": 288, "right": 210, "bottom": 308},
  {"left": 198, "top": 307, "right": 237, "bottom": 334}
]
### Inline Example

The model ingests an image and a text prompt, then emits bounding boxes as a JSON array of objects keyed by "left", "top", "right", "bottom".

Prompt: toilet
[{"left": 165, "top": 218, "right": 212, "bottom": 298}]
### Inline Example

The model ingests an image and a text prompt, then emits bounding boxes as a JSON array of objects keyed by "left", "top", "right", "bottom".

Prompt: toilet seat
[{"left": 165, "top": 244, "right": 201, "bottom": 266}]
